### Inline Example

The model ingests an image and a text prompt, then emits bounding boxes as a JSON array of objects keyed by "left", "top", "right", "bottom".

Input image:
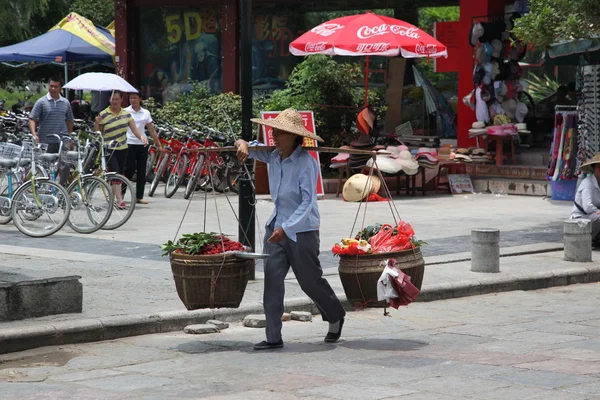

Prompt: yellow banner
[
  {"left": 50, "top": 12, "right": 115, "bottom": 57},
  {"left": 106, "top": 21, "right": 115, "bottom": 38}
]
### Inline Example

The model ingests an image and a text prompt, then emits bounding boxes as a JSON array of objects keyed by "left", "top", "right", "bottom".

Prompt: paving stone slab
[
  {"left": 290, "top": 311, "right": 313, "bottom": 322},
  {"left": 184, "top": 324, "right": 220, "bottom": 334},
  {"left": 206, "top": 320, "right": 229, "bottom": 330},
  {"left": 243, "top": 314, "right": 267, "bottom": 328}
]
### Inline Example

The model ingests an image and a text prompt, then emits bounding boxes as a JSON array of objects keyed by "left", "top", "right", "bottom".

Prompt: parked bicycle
[
  {"left": 183, "top": 125, "right": 235, "bottom": 198},
  {"left": 165, "top": 134, "right": 204, "bottom": 198},
  {"left": 78, "top": 130, "right": 136, "bottom": 230},
  {"left": 148, "top": 129, "right": 186, "bottom": 197},
  {"left": 41, "top": 134, "right": 113, "bottom": 234},
  {"left": 0, "top": 136, "right": 71, "bottom": 237}
]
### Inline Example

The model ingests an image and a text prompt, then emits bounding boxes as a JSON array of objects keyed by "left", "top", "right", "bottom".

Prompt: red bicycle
[
  {"left": 145, "top": 126, "right": 172, "bottom": 183},
  {"left": 164, "top": 135, "right": 203, "bottom": 198},
  {"left": 183, "top": 131, "right": 231, "bottom": 199},
  {"left": 148, "top": 131, "right": 185, "bottom": 197}
]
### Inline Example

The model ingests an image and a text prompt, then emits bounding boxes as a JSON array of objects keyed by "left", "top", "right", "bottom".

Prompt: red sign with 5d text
[{"left": 259, "top": 110, "right": 325, "bottom": 198}]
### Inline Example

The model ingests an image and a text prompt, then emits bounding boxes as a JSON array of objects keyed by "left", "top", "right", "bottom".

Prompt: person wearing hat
[
  {"left": 571, "top": 153, "right": 600, "bottom": 246},
  {"left": 235, "top": 108, "right": 346, "bottom": 350}
]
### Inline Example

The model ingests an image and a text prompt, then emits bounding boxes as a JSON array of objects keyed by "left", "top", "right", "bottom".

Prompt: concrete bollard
[
  {"left": 471, "top": 229, "right": 500, "bottom": 273},
  {"left": 564, "top": 220, "right": 592, "bottom": 262}
]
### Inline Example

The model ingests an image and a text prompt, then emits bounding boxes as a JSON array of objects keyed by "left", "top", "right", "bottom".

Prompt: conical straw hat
[
  {"left": 370, "top": 175, "right": 381, "bottom": 194},
  {"left": 580, "top": 153, "right": 600, "bottom": 172},
  {"left": 251, "top": 108, "right": 324, "bottom": 143},
  {"left": 342, "top": 174, "right": 373, "bottom": 202}
]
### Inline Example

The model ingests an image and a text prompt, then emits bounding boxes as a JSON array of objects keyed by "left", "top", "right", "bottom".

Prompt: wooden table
[
  {"left": 483, "top": 135, "right": 516, "bottom": 166},
  {"left": 435, "top": 162, "right": 467, "bottom": 193},
  {"left": 395, "top": 167, "right": 427, "bottom": 197}
]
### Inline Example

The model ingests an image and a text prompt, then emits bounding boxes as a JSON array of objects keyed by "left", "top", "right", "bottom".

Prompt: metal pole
[
  {"left": 239, "top": 0, "right": 256, "bottom": 280},
  {"left": 64, "top": 63, "right": 68, "bottom": 98}
]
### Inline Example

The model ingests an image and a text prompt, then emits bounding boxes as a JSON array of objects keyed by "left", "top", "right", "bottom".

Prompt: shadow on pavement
[{"left": 338, "top": 338, "right": 428, "bottom": 352}]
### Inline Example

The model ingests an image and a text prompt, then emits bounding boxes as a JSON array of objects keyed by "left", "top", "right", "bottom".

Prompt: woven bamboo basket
[
  {"left": 338, "top": 247, "right": 425, "bottom": 308},
  {"left": 170, "top": 252, "right": 253, "bottom": 310}
]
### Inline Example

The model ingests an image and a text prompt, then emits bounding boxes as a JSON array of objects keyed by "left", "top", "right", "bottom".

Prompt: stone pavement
[
  {"left": 0, "top": 191, "right": 593, "bottom": 352},
  {"left": 3, "top": 284, "right": 600, "bottom": 399}
]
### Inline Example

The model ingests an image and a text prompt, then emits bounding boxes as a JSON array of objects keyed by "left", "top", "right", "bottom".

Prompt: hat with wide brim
[
  {"left": 342, "top": 174, "right": 373, "bottom": 202},
  {"left": 367, "top": 156, "right": 402, "bottom": 174},
  {"left": 580, "top": 153, "right": 600, "bottom": 172},
  {"left": 251, "top": 108, "right": 324, "bottom": 143}
]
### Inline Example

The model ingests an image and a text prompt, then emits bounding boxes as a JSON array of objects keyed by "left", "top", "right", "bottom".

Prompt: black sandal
[
  {"left": 253, "top": 339, "right": 284, "bottom": 350},
  {"left": 324, "top": 318, "right": 345, "bottom": 343}
]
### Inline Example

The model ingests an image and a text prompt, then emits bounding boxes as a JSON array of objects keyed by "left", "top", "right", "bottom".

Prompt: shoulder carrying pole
[{"left": 239, "top": 0, "right": 256, "bottom": 280}]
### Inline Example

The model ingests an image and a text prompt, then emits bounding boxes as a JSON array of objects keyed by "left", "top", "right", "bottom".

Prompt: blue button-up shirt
[{"left": 249, "top": 142, "right": 320, "bottom": 241}]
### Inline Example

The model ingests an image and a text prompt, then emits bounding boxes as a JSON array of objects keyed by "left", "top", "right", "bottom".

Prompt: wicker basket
[
  {"left": 170, "top": 252, "right": 253, "bottom": 310},
  {"left": 338, "top": 247, "right": 425, "bottom": 308}
]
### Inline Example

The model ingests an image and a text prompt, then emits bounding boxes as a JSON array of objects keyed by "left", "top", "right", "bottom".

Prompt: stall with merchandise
[{"left": 462, "top": 12, "right": 531, "bottom": 166}]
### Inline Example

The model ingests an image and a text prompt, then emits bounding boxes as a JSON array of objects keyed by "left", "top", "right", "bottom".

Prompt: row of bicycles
[
  {"left": 0, "top": 112, "right": 247, "bottom": 237},
  {"left": 146, "top": 122, "right": 244, "bottom": 199},
  {"left": 0, "top": 125, "right": 136, "bottom": 238}
]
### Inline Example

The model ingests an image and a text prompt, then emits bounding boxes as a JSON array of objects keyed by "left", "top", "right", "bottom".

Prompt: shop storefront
[{"left": 116, "top": 0, "right": 516, "bottom": 131}]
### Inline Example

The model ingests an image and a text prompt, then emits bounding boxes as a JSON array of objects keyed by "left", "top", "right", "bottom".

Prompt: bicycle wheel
[
  {"left": 11, "top": 179, "right": 71, "bottom": 238},
  {"left": 66, "top": 176, "right": 113, "bottom": 234},
  {"left": 165, "top": 154, "right": 188, "bottom": 198},
  {"left": 184, "top": 154, "right": 204, "bottom": 199},
  {"left": 0, "top": 170, "right": 17, "bottom": 224},
  {"left": 149, "top": 154, "right": 168, "bottom": 197},
  {"left": 103, "top": 173, "right": 135, "bottom": 230},
  {"left": 227, "top": 162, "right": 242, "bottom": 194},
  {"left": 212, "top": 164, "right": 229, "bottom": 193},
  {"left": 145, "top": 150, "right": 157, "bottom": 183}
]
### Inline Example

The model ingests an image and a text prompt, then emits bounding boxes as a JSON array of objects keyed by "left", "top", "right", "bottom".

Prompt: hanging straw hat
[
  {"left": 251, "top": 108, "right": 324, "bottom": 143},
  {"left": 580, "top": 153, "right": 600, "bottom": 172},
  {"left": 342, "top": 174, "right": 373, "bottom": 202}
]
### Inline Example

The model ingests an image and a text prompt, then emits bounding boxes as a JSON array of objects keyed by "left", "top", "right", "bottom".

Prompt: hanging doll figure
[{"left": 235, "top": 108, "right": 346, "bottom": 350}]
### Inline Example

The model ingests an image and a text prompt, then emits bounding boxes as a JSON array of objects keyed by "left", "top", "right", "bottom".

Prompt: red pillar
[
  {"left": 221, "top": 1, "right": 239, "bottom": 93},
  {"left": 114, "top": 0, "right": 128, "bottom": 80},
  {"left": 457, "top": 0, "right": 506, "bottom": 148}
]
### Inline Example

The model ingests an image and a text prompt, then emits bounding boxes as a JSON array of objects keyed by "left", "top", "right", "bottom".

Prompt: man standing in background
[
  {"left": 28, "top": 76, "right": 73, "bottom": 185},
  {"left": 91, "top": 90, "right": 111, "bottom": 118}
]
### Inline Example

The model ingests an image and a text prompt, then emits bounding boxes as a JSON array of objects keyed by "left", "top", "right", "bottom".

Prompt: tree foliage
[
  {"left": 143, "top": 83, "right": 244, "bottom": 140},
  {"left": 263, "top": 55, "right": 386, "bottom": 149},
  {"left": 0, "top": 0, "right": 114, "bottom": 45},
  {"left": 0, "top": 0, "right": 51, "bottom": 44},
  {"left": 70, "top": 0, "right": 114, "bottom": 27},
  {"left": 416, "top": 6, "right": 460, "bottom": 87},
  {"left": 512, "top": 0, "right": 600, "bottom": 49}
]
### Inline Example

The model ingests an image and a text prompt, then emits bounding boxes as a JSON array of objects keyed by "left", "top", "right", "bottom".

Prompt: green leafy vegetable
[{"left": 161, "top": 232, "right": 221, "bottom": 256}]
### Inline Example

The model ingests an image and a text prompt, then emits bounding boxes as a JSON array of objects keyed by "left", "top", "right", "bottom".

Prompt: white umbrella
[{"left": 63, "top": 72, "right": 138, "bottom": 92}]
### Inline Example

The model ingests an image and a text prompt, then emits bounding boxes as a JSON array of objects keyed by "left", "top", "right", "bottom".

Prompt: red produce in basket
[{"left": 369, "top": 222, "right": 415, "bottom": 253}]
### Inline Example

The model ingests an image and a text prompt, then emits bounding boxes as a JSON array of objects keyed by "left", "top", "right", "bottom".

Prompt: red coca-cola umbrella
[{"left": 290, "top": 11, "right": 448, "bottom": 106}]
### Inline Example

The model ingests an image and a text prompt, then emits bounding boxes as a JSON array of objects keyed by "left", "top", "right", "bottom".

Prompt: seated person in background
[{"left": 571, "top": 153, "right": 600, "bottom": 247}]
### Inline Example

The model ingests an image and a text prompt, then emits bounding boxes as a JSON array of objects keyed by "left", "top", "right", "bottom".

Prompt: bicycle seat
[
  {"left": 39, "top": 153, "right": 60, "bottom": 163},
  {"left": 18, "top": 158, "right": 31, "bottom": 166},
  {"left": 0, "top": 158, "right": 17, "bottom": 168},
  {"left": 213, "top": 134, "right": 227, "bottom": 143},
  {"left": 65, "top": 151, "right": 79, "bottom": 159}
]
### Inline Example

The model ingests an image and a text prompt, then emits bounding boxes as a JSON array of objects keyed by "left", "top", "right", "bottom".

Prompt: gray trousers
[
  {"left": 263, "top": 222, "right": 346, "bottom": 343},
  {"left": 574, "top": 213, "right": 600, "bottom": 239}
]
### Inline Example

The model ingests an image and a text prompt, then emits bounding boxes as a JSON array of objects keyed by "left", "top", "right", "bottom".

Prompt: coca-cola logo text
[
  {"left": 415, "top": 44, "right": 438, "bottom": 55},
  {"left": 311, "top": 23, "right": 344, "bottom": 37},
  {"left": 304, "top": 42, "right": 328, "bottom": 52},
  {"left": 356, "top": 43, "right": 390, "bottom": 53},
  {"left": 357, "top": 24, "right": 420, "bottom": 40}
]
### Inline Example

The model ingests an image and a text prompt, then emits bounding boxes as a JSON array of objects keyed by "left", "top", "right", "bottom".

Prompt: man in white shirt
[{"left": 124, "top": 91, "right": 162, "bottom": 204}]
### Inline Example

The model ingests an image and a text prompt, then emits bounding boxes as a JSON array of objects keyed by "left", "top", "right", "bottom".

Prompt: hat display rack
[
  {"left": 466, "top": 12, "right": 531, "bottom": 145},
  {"left": 577, "top": 65, "right": 600, "bottom": 172}
]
